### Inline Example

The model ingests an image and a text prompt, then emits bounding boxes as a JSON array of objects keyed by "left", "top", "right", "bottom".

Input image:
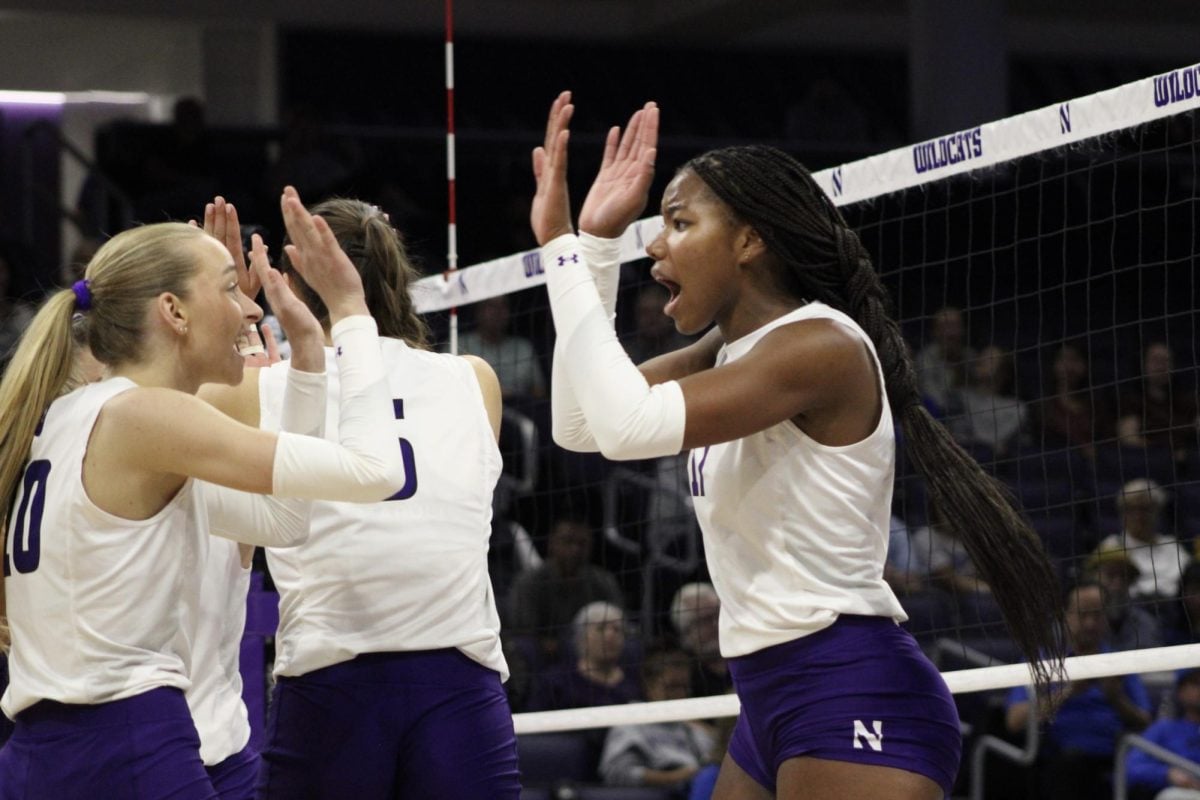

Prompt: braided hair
[{"left": 687, "top": 145, "right": 1066, "bottom": 699}]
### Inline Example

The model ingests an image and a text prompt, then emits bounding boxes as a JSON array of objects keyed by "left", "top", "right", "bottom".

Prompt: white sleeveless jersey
[
  {"left": 260, "top": 339, "right": 507, "bottom": 679},
  {"left": 3, "top": 378, "right": 207, "bottom": 716},
  {"left": 689, "top": 303, "right": 907, "bottom": 658},
  {"left": 185, "top": 533, "right": 250, "bottom": 765}
]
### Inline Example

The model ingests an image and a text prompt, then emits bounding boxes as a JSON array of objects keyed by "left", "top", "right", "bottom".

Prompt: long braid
[{"left": 688, "top": 146, "right": 1066, "bottom": 700}]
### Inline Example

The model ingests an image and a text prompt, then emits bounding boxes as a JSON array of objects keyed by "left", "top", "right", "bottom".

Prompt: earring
[{"left": 179, "top": 325, "right": 188, "bottom": 335}]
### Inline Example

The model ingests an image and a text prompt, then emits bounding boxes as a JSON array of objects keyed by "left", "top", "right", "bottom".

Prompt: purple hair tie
[{"left": 72, "top": 279, "right": 92, "bottom": 311}]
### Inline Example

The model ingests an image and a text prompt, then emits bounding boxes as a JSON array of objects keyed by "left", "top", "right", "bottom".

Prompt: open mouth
[
  {"left": 235, "top": 324, "right": 265, "bottom": 357},
  {"left": 656, "top": 278, "right": 682, "bottom": 316}
]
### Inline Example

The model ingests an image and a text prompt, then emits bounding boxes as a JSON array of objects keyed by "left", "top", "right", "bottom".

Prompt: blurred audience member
[
  {"left": 909, "top": 508, "right": 1002, "bottom": 626},
  {"left": 915, "top": 306, "right": 975, "bottom": 414},
  {"left": 529, "top": 602, "right": 640, "bottom": 711},
  {"left": 599, "top": 649, "right": 717, "bottom": 793},
  {"left": 1084, "top": 543, "right": 1163, "bottom": 651},
  {"left": 508, "top": 517, "right": 624, "bottom": 663},
  {"left": 459, "top": 296, "right": 546, "bottom": 400},
  {"left": 0, "top": 244, "right": 36, "bottom": 367},
  {"left": 1098, "top": 479, "right": 1191, "bottom": 600},
  {"left": 1166, "top": 563, "right": 1200, "bottom": 647},
  {"left": 1032, "top": 340, "right": 1112, "bottom": 458},
  {"left": 669, "top": 583, "right": 732, "bottom": 697},
  {"left": 954, "top": 345, "right": 1027, "bottom": 457},
  {"left": 1117, "top": 342, "right": 1199, "bottom": 462},
  {"left": 1006, "top": 582, "right": 1152, "bottom": 800},
  {"left": 1126, "top": 668, "right": 1200, "bottom": 800}
]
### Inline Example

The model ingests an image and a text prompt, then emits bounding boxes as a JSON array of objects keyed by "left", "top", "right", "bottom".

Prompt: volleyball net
[{"left": 413, "top": 63, "right": 1200, "bottom": 738}]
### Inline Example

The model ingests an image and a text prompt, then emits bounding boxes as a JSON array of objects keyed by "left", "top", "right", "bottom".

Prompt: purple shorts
[
  {"left": 207, "top": 744, "right": 258, "bottom": 800},
  {"left": 257, "top": 649, "right": 519, "bottom": 799},
  {"left": 727, "top": 615, "right": 961, "bottom": 796},
  {"left": 0, "top": 686, "right": 216, "bottom": 800}
]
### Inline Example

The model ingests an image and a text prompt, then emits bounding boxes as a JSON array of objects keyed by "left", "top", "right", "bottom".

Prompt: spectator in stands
[
  {"left": 599, "top": 649, "right": 717, "bottom": 793},
  {"left": 1126, "top": 667, "right": 1200, "bottom": 799},
  {"left": 915, "top": 306, "right": 975, "bottom": 415},
  {"left": 1098, "top": 478, "right": 1191, "bottom": 600},
  {"left": 0, "top": 242, "right": 36, "bottom": 368},
  {"left": 508, "top": 517, "right": 624, "bottom": 663},
  {"left": 669, "top": 583, "right": 732, "bottom": 697},
  {"left": 136, "top": 97, "right": 218, "bottom": 222},
  {"left": 1032, "top": 340, "right": 1112, "bottom": 458},
  {"left": 529, "top": 601, "right": 641, "bottom": 711},
  {"left": 1118, "top": 341, "right": 1199, "bottom": 463},
  {"left": 1084, "top": 542, "right": 1163, "bottom": 651},
  {"left": 1006, "top": 582, "right": 1152, "bottom": 800},
  {"left": 625, "top": 283, "right": 693, "bottom": 366},
  {"left": 909, "top": 507, "right": 1003, "bottom": 626},
  {"left": 459, "top": 295, "right": 547, "bottom": 400},
  {"left": 954, "top": 344, "right": 1027, "bottom": 457},
  {"left": 1165, "top": 563, "right": 1200, "bottom": 647}
]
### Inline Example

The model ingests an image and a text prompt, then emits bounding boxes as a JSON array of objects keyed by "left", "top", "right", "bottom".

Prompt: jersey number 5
[
  {"left": 4, "top": 459, "right": 50, "bottom": 576},
  {"left": 386, "top": 399, "right": 418, "bottom": 501}
]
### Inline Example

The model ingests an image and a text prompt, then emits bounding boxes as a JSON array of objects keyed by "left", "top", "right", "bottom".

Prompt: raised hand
[
  {"left": 279, "top": 186, "right": 369, "bottom": 324},
  {"left": 248, "top": 232, "right": 325, "bottom": 372},
  {"left": 240, "top": 323, "right": 282, "bottom": 369},
  {"left": 204, "top": 196, "right": 261, "bottom": 299},
  {"left": 530, "top": 91, "right": 576, "bottom": 246},
  {"left": 578, "top": 101, "right": 658, "bottom": 239}
]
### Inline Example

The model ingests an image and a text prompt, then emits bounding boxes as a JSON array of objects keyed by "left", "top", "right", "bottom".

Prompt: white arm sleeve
[
  {"left": 205, "top": 367, "right": 328, "bottom": 547},
  {"left": 272, "top": 316, "right": 407, "bottom": 501},
  {"left": 543, "top": 234, "right": 686, "bottom": 460},
  {"left": 551, "top": 232, "right": 621, "bottom": 451}
]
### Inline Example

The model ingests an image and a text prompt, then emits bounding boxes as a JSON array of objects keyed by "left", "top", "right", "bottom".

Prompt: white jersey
[
  {"left": 3, "top": 378, "right": 207, "bottom": 716},
  {"left": 185, "top": 534, "right": 251, "bottom": 765},
  {"left": 689, "top": 303, "right": 906, "bottom": 658},
  {"left": 260, "top": 339, "right": 506, "bottom": 679}
]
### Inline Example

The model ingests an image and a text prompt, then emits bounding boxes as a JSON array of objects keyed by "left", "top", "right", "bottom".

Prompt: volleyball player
[
  {"left": 0, "top": 186, "right": 407, "bottom": 799},
  {"left": 531, "top": 92, "right": 1066, "bottom": 799},
  {"left": 203, "top": 197, "right": 519, "bottom": 798}
]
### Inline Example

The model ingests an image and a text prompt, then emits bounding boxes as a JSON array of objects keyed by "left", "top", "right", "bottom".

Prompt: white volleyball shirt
[
  {"left": 184, "top": 532, "right": 251, "bottom": 765},
  {"left": 689, "top": 302, "right": 907, "bottom": 658},
  {"left": 3, "top": 378, "right": 207, "bottom": 716},
  {"left": 259, "top": 339, "right": 507, "bottom": 679}
]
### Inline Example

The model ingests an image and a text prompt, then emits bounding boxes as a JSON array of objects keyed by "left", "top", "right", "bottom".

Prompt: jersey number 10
[{"left": 4, "top": 459, "right": 50, "bottom": 576}]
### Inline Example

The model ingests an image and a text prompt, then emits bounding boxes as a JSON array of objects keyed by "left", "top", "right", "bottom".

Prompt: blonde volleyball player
[
  {"left": 204, "top": 197, "right": 519, "bottom": 799},
  {"left": 0, "top": 186, "right": 407, "bottom": 800},
  {"left": 531, "top": 93, "right": 1066, "bottom": 799}
]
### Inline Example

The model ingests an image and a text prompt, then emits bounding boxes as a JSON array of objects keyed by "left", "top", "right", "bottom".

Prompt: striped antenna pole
[{"left": 444, "top": 0, "right": 459, "bottom": 354}]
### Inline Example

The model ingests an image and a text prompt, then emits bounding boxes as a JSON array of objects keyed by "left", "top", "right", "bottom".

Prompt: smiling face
[
  {"left": 645, "top": 170, "right": 745, "bottom": 336},
  {"left": 181, "top": 237, "right": 263, "bottom": 387}
]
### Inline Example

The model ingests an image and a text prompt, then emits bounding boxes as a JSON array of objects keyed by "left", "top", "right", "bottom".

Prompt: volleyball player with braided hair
[{"left": 532, "top": 92, "right": 1066, "bottom": 799}]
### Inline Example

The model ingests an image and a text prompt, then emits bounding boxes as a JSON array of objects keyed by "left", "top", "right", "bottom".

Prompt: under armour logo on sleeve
[
  {"left": 336, "top": 346, "right": 343, "bottom": 357},
  {"left": 557, "top": 253, "right": 580, "bottom": 266}
]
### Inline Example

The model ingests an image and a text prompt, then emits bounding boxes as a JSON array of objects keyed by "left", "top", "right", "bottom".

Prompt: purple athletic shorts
[
  {"left": 257, "top": 649, "right": 520, "bottom": 799},
  {"left": 0, "top": 686, "right": 216, "bottom": 800},
  {"left": 727, "top": 614, "right": 961, "bottom": 796},
  {"left": 206, "top": 744, "right": 257, "bottom": 800}
]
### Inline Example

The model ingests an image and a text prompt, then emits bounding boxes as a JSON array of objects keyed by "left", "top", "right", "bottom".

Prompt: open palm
[{"left": 578, "top": 101, "right": 659, "bottom": 239}]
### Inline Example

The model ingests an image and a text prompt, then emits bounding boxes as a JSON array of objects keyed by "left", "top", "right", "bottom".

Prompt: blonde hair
[{"left": 0, "top": 222, "right": 208, "bottom": 651}]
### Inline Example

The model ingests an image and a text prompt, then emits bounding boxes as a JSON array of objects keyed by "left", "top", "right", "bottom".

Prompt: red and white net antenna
[{"left": 443, "top": 0, "right": 460, "bottom": 354}]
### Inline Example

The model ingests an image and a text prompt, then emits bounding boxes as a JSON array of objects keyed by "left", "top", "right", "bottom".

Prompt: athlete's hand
[
  {"left": 279, "top": 185, "right": 369, "bottom": 324},
  {"left": 203, "top": 196, "right": 261, "bottom": 300},
  {"left": 531, "top": 91, "right": 576, "bottom": 246},
  {"left": 248, "top": 232, "right": 324, "bottom": 373},
  {"left": 579, "top": 101, "right": 658, "bottom": 239}
]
